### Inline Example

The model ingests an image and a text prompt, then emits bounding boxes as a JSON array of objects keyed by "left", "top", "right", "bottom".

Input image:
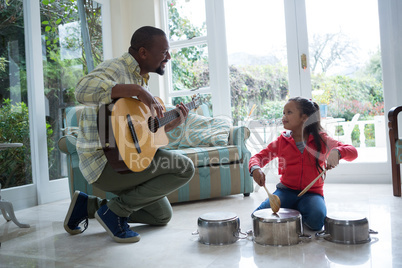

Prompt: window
[
  {"left": 162, "top": 0, "right": 388, "bottom": 183},
  {"left": 161, "top": 0, "right": 231, "bottom": 116}
]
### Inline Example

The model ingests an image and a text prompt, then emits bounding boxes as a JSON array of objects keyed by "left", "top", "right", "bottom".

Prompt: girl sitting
[{"left": 249, "top": 97, "right": 358, "bottom": 231}]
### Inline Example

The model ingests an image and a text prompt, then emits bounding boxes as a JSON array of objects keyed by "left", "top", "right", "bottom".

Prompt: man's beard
[
  {"left": 155, "top": 65, "right": 165, "bottom": 75},
  {"left": 155, "top": 60, "right": 168, "bottom": 75}
]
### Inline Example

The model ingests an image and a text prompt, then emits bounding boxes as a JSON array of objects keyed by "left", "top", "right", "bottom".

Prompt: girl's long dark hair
[{"left": 289, "top": 97, "right": 327, "bottom": 174}]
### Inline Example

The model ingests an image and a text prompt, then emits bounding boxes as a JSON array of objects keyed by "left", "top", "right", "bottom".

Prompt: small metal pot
[
  {"left": 193, "top": 212, "right": 247, "bottom": 245},
  {"left": 316, "top": 212, "right": 378, "bottom": 244},
  {"left": 251, "top": 208, "right": 311, "bottom": 246}
]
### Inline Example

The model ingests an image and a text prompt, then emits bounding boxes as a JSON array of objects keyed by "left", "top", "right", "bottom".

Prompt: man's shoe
[
  {"left": 95, "top": 205, "right": 140, "bottom": 243},
  {"left": 64, "top": 191, "right": 89, "bottom": 235}
]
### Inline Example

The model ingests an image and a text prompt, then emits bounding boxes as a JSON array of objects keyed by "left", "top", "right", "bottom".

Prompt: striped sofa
[{"left": 58, "top": 105, "right": 253, "bottom": 203}]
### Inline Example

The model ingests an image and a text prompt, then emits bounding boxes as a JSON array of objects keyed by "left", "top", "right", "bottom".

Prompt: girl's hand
[
  {"left": 326, "top": 149, "right": 340, "bottom": 170},
  {"left": 253, "top": 169, "right": 266, "bottom": 186}
]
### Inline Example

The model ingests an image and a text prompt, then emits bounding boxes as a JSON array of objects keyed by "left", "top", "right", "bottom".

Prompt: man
[{"left": 63, "top": 26, "right": 195, "bottom": 243}]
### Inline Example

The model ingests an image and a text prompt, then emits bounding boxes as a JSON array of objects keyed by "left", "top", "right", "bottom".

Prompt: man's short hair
[{"left": 130, "top": 26, "right": 166, "bottom": 51}]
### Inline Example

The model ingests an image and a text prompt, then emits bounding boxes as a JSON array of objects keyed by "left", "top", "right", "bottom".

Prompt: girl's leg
[
  {"left": 253, "top": 187, "right": 299, "bottom": 212},
  {"left": 296, "top": 193, "right": 326, "bottom": 231}
]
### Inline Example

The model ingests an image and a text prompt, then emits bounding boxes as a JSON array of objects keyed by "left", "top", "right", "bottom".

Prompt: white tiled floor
[{"left": 0, "top": 183, "right": 401, "bottom": 268}]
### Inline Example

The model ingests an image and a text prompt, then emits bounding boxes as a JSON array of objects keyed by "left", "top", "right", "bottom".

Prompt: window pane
[
  {"left": 40, "top": 0, "right": 104, "bottom": 180},
  {"left": 0, "top": 0, "right": 32, "bottom": 189},
  {"left": 224, "top": 0, "right": 288, "bottom": 126},
  {"left": 167, "top": 0, "right": 207, "bottom": 41},
  {"left": 306, "top": 0, "right": 385, "bottom": 162},
  {"left": 171, "top": 44, "right": 209, "bottom": 92}
]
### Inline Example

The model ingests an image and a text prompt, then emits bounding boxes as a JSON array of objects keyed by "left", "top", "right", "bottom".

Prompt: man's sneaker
[
  {"left": 64, "top": 191, "right": 89, "bottom": 235},
  {"left": 95, "top": 205, "right": 140, "bottom": 243}
]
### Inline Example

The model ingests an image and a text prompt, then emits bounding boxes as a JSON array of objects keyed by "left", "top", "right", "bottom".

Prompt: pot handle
[
  {"left": 235, "top": 229, "right": 249, "bottom": 239},
  {"left": 192, "top": 230, "right": 199, "bottom": 235},
  {"left": 369, "top": 229, "right": 378, "bottom": 235},
  {"left": 315, "top": 230, "right": 331, "bottom": 239},
  {"left": 299, "top": 233, "right": 311, "bottom": 240}
]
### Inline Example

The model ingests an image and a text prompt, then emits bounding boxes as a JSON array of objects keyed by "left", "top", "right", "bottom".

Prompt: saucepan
[
  {"left": 315, "top": 212, "right": 378, "bottom": 244},
  {"left": 192, "top": 211, "right": 248, "bottom": 245},
  {"left": 250, "top": 208, "right": 311, "bottom": 246}
]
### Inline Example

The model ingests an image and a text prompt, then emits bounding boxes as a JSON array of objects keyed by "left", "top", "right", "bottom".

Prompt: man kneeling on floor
[{"left": 63, "top": 26, "right": 195, "bottom": 243}]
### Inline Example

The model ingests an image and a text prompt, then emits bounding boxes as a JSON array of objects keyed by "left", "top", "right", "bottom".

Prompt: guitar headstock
[{"left": 191, "top": 94, "right": 202, "bottom": 110}]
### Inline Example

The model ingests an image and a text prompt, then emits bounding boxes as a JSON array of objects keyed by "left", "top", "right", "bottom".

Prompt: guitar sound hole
[{"left": 148, "top": 117, "right": 159, "bottom": 133}]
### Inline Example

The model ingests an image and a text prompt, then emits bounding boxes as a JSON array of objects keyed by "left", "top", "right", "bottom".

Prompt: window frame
[{"left": 160, "top": 0, "right": 231, "bottom": 116}]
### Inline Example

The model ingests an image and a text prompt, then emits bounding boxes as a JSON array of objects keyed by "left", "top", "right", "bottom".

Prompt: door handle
[{"left": 301, "top": 54, "right": 307, "bottom": 70}]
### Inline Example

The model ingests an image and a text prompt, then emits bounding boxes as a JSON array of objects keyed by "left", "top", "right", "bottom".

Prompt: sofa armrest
[
  {"left": 57, "top": 135, "right": 77, "bottom": 155},
  {"left": 228, "top": 126, "right": 250, "bottom": 146}
]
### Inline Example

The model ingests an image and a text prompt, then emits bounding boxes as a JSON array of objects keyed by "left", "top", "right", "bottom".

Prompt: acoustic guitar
[{"left": 97, "top": 94, "right": 201, "bottom": 173}]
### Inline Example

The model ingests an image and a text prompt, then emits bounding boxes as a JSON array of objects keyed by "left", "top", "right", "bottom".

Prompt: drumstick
[{"left": 297, "top": 169, "right": 327, "bottom": 197}]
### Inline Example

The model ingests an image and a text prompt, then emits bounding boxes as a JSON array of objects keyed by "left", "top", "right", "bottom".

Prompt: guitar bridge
[{"left": 127, "top": 114, "right": 141, "bottom": 153}]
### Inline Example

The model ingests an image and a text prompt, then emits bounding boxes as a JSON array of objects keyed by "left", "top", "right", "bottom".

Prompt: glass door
[
  {"left": 305, "top": 0, "right": 386, "bottom": 165},
  {"left": 1, "top": 0, "right": 111, "bottom": 209},
  {"left": 0, "top": 0, "right": 32, "bottom": 191},
  {"left": 36, "top": 0, "right": 111, "bottom": 203},
  {"left": 224, "top": 0, "right": 288, "bottom": 156},
  {"left": 40, "top": 0, "right": 106, "bottom": 182},
  {"left": 223, "top": 0, "right": 387, "bottom": 182}
]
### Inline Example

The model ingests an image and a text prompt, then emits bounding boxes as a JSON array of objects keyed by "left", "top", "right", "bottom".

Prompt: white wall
[
  {"left": 109, "top": 0, "right": 164, "bottom": 96},
  {"left": 379, "top": 0, "right": 402, "bottom": 114},
  {"left": 378, "top": 0, "right": 402, "bottom": 181}
]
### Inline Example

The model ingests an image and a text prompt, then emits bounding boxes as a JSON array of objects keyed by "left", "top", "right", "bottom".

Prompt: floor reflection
[{"left": 0, "top": 184, "right": 400, "bottom": 267}]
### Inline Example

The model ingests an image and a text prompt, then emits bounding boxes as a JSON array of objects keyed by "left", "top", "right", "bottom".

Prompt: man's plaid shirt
[{"left": 75, "top": 52, "right": 149, "bottom": 184}]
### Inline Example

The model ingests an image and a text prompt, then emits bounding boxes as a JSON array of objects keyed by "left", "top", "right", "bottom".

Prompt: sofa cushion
[
  {"left": 171, "top": 145, "right": 240, "bottom": 167},
  {"left": 178, "top": 114, "right": 232, "bottom": 148},
  {"left": 163, "top": 124, "right": 185, "bottom": 150}
]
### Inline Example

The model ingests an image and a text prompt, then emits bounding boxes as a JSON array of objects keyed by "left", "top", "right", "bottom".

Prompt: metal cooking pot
[
  {"left": 316, "top": 212, "right": 378, "bottom": 244},
  {"left": 251, "top": 208, "right": 311, "bottom": 246},
  {"left": 193, "top": 211, "right": 247, "bottom": 245}
]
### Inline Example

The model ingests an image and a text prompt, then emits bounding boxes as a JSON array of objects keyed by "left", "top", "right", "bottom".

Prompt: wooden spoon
[
  {"left": 297, "top": 168, "right": 327, "bottom": 197},
  {"left": 263, "top": 185, "right": 281, "bottom": 213}
]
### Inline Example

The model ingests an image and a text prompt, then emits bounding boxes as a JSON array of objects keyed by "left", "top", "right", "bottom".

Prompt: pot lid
[
  {"left": 326, "top": 212, "right": 368, "bottom": 224},
  {"left": 252, "top": 208, "right": 301, "bottom": 222},
  {"left": 199, "top": 211, "right": 237, "bottom": 221}
]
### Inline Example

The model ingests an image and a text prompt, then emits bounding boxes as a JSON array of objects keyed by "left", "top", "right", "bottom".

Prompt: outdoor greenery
[
  {"left": 0, "top": 0, "right": 102, "bottom": 188},
  {"left": 168, "top": 1, "right": 384, "bottom": 127},
  {"left": 0, "top": 99, "right": 54, "bottom": 187},
  {"left": 0, "top": 1, "right": 385, "bottom": 189},
  {"left": 168, "top": 0, "right": 208, "bottom": 93}
]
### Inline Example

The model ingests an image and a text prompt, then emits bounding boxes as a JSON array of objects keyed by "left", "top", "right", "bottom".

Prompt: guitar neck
[{"left": 158, "top": 101, "right": 197, "bottom": 127}]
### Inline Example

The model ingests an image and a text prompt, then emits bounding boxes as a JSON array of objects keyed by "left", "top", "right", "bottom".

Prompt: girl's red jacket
[{"left": 249, "top": 131, "right": 358, "bottom": 196}]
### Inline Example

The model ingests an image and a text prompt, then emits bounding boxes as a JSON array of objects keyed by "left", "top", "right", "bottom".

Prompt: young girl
[{"left": 249, "top": 97, "right": 358, "bottom": 231}]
